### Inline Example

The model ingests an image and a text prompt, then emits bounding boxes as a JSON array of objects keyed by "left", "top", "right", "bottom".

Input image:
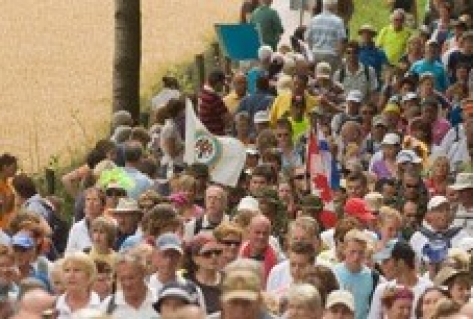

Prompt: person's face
[
  {"left": 194, "top": 242, "right": 222, "bottom": 271},
  {"left": 360, "top": 106, "right": 374, "bottom": 123},
  {"left": 222, "top": 298, "right": 260, "bottom": 319},
  {"left": 324, "top": 305, "right": 354, "bottom": 319},
  {"left": 12, "top": 246, "right": 34, "bottom": 267},
  {"left": 424, "top": 44, "right": 438, "bottom": 61},
  {"left": 105, "top": 188, "right": 126, "bottom": 209},
  {"left": 249, "top": 175, "right": 268, "bottom": 196},
  {"left": 450, "top": 280, "right": 471, "bottom": 305},
  {"left": 461, "top": 37, "right": 473, "bottom": 54},
  {"left": 402, "top": 176, "right": 419, "bottom": 199},
  {"left": 234, "top": 77, "right": 247, "bottom": 97},
  {"left": 2, "top": 162, "right": 17, "bottom": 178},
  {"left": 50, "top": 270, "right": 65, "bottom": 295},
  {"left": 255, "top": 122, "right": 269, "bottom": 134},
  {"left": 116, "top": 262, "right": 145, "bottom": 297},
  {"left": 380, "top": 257, "right": 397, "bottom": 280},
  {"left": 387, "top": 298, "right": 412, "bottom": 319},
  {"left": 205, "top": 188, "right": 225, "bottom": 217},
  {"left": 152, "top": 249, "right": 181, "bottom": 277},
  {"left": 372, "top": 124, "right": 387, "bottom": 140},
  {"left": 236, "top": 117, "right": 250, "bottom": 135},
  {"left": 92, "top": 272, "right": 113, "bottom": 300},
  {"left": 113, "top": 212, "right": 140, "bottom": 234},
  {"left": 384, "top": 112, "right": 400, "bottom": 128},
  {"left": 382, "top": 184, "right": 397, "bottom": 201},
  {"left": 278, "top": 183, "right": 292, "bottom": 202},
  {"left": 62, "top": 262, "right": 90, "bottom": 291},
  {"left": 392, "top": 14, "right": 405, "bottom": 30},
  {"left": 382, "top": 144, "right": 398, "bottom": 159},
  {"left": 276, "top": 127, "right": 292, "bottom": 148},
  {"left": 346, "top": 180, "right": 366, "bottom": 198},
  {"left": 91, "top": 227, "right": 109, "bottom": 250},
  {"left": 288, "top": 302, "right": 320, "bottom": 319},
  {"left": 456, "top": 67, "right": 469, "bottom": 82},
  {"left": 433, "top": 160, "right": 449, "bottom": 177},
  {"left": 421, "top": 105, "right": 437, "bottom": 122},
  {"left": 344, "top": 240, "right": 366, "bottom": 270},
  {"left": 293, "top": 168, "right": 309, "bottom": 194},
  {"left": 219, "top": 234, "right": 242, "bottom": 265},
  {"left": 345, "top": 47, "right": 358, "bottom": 63},
  {"left": 420, "top": 80, "right": 434, "bottom": 95},
  {"left": 248, "top": 221, "right": 270, "bottom": 252},
  {"left": 427, "top": 203, "right": 450, "bottom": 230},
  {"left": 402, "top": 202, "right": 418, "bottom": 228},
  {"left": 160, "top": 297, "right": 188, "bottom": 318},
  {"left": 360, "top": 31, "right": 373, "bottom": 44},
  {"left": 289, "top": 225, "right": 315, "bottom": 248},
  {"left": 347, "top": 101, "right": 360, "bottom": 115},
  {"left": 0, "top": 256, "right": 17, "bottom": 284},
  {"left": 380, "top": 218, "right": 400, "bottom": 241},
  {"left": 289, "top": 252, "right": 312, "bottom": 282},
  {"left": 421, "top": 290, "right": 444, "bottom": 319},
  {"left": 293, "top": 77, "right": 307, "bottom": 96},
  {"left": 84, "top": 190, "right": 103, "bottom": 221}
]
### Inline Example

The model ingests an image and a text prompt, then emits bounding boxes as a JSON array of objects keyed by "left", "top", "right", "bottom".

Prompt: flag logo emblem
[{"left": 194, "top": 130, "right": 222, "bottom": 167}]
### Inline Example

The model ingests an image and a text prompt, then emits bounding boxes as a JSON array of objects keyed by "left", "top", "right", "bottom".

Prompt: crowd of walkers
[{"left": 0, "top": 0, "right": 473, "bottom": 318}]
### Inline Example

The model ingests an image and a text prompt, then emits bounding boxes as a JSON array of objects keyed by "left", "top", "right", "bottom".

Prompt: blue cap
[
  {"left": 155, "top": 233, "right": 183, "bottom": 254},
  {"left": 11, "top": 232, "right": 35, "bottom": 249},
  {"left": 373, "top": 239, "right": 398, "bottom": 263}
]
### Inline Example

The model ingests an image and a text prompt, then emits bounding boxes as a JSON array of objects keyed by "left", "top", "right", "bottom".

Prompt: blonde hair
[
  {"left": 213, "top": 222, "right": 243, "bottom": 242},
  {"left": 286, "top": 283, "right": 322, "bottom": 310},
  {"left": 176, "top": 174, "right": 197, "bottom": 192},
  {"left": 62, "top": 252, "right": 97, "bottom": 285},
  {"left": 378, "top": 206, "right": 402, "bottom": 226}
]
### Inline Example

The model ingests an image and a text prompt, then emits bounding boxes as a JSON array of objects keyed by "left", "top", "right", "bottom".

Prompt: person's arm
[{"left": 61, "top": 165, "right": 90, "bottom": 198}]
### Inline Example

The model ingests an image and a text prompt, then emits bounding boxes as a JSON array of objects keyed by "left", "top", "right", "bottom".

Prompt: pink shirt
[{"left": 432, "top": 118, "right": 451, "bottom": 145}]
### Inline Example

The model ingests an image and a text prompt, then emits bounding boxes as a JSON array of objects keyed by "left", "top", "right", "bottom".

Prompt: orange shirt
[{"left": 0, "top": 179, "right": 16, "bottom": 229}]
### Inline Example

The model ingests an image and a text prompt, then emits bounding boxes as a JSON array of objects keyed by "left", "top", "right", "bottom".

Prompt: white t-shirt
[
  {"left": 100, "top": 288, "right": 157, "bottom": 318},
  {"left": 266, "top": 260, "right": 291, "bottom": 296},
  {"left": 64, "top": 219, "right": 92, "bottom": 255},
  {"left": 55, "top": 291, "right": 102, "bottom": 319},
  {"left": 367, "top": 276, "right": 433, "bottom": 319}
]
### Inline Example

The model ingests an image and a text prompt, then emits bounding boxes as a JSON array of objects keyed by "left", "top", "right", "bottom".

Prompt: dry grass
[{"left": 0, "top": 0, "right": 240, "bottom": 172}]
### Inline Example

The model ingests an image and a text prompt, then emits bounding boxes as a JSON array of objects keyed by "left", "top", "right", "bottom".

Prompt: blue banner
[{"left": 215, "top": 23, "right": 261, "bottom": 61}]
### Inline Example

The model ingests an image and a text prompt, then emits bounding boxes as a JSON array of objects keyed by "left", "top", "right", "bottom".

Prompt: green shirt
[
  {"left": 289, "top": 116, "right": 310, "bottom": 143},
  {"left": 250, "top": 5, "right": 284, "bottom": 50},
  {"left": 376, "top": 25, "right": 412, "bottom": 65}
]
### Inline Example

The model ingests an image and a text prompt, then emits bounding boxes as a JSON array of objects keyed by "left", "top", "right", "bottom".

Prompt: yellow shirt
[
  {"left": 376, "top": 25, "right": 412, "bottom": 65},
  {"left": 223, "top": 91, "right": 244, "bottom": 114},
  {"left": 269, "top": 91, "right": 319, "bottom": 126},
  {"left": 0, "top": 179, "right": 15, "bottom": 229}
]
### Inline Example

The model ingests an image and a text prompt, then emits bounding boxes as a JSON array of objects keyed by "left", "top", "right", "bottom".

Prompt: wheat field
[{"left": 0, "top": 0, "right": 240, "bottom": 172}]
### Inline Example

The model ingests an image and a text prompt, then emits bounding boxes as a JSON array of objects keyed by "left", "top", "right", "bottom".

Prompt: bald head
[
  {"left": 248, "top": 214, "right": 271, "bottom": 253},
  {"left": 18, "top": 288, "right": 55, "bottom": 316}
]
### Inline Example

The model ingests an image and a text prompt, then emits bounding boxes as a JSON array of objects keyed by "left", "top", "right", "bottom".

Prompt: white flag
[{"left": 184, "top": 100, "right": 246, "bottom": 187}]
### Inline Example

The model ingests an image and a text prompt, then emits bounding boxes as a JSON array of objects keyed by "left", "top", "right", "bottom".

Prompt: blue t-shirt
[
  {"left": 410, "top": 59, "right": 449, "bottom": 92},
  {"left": 333, "top": 263, "right": 375, "bottom": 319}
]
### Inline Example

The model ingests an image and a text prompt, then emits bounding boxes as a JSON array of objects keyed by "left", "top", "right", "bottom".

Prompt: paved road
[{"left": 271, "top": 0, "right": 313, "bottom": 47}]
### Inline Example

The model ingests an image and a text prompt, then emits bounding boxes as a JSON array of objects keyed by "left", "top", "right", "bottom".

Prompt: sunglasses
[
  {"left": 404, "top": 183, "right": 418, "bottom": 189},
  {"left": 106, "top": 189, "right": 127, "bottom": 197},
  {"left": 294, "top": 173, "right": 310, "bottom": 180},
  {"left": 220, "top": 240, "right": 242, "bottom": 247},
  {"left": 199, "top": 249, "right": 222, "bottom": 258}
]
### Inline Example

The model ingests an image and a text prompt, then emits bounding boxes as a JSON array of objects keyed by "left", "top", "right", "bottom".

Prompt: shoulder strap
[
  {"left": 364, "top": 65, "right": 370, "bottom": 83},
  {"left": 369, "top": 270, "right": 380, "bottom": 304},
  {"left": 418, "top": 226, "right": 437, "bottom": 240},
  {"left": 455, "top": 124, "right": 460, "bottom": 142},
  {"left": 443, "top": 226, "right": 463, "bottom": 240},
  {"left": 339, "top": 65, "right": 346, "bottom": 83},
  {"left": 194, "top": 216, "right": 204, "bottom": 236},
  {"left": 106, "top": 294, "right": 117, "bottom": 315}
]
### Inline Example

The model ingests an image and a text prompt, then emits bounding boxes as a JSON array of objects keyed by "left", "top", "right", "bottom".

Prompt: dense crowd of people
[{"left": 0, "top": 0, "right": 473, "bottom": 318}]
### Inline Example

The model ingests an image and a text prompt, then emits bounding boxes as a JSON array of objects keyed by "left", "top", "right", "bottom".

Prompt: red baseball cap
[{"left": 344, "top": 198, "right": 375, "bottom": 223}]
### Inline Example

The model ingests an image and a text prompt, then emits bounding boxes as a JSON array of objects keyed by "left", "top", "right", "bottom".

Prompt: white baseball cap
[
  {"left": 428, "top": 195, "right": 449, "bottom": 210},
  {"left": 381, "top": 133, "right": 401, "bottom": 145}
]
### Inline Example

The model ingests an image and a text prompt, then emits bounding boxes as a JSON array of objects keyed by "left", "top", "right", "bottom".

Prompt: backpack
[
  {"left": 418, "top": 226, "right": 464, "bottom": 248},
  {"left": 37, "top": 200, "right": 70, "bottom": 257},
  {"left": 338, "top": 64, "right": 370, "bottom": 84}
]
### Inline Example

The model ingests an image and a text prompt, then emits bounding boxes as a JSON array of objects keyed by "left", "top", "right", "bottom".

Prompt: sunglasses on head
[
  {"left": 199, "top": 249, "right": 222, "bottom": 258},
  {"left": 220, "top": 240, "right": 242, "bottom": 247}
]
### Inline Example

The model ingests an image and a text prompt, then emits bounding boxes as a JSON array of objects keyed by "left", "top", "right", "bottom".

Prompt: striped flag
[{"left": 306, "top": 130, "right": 339, "bottom": 209}]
